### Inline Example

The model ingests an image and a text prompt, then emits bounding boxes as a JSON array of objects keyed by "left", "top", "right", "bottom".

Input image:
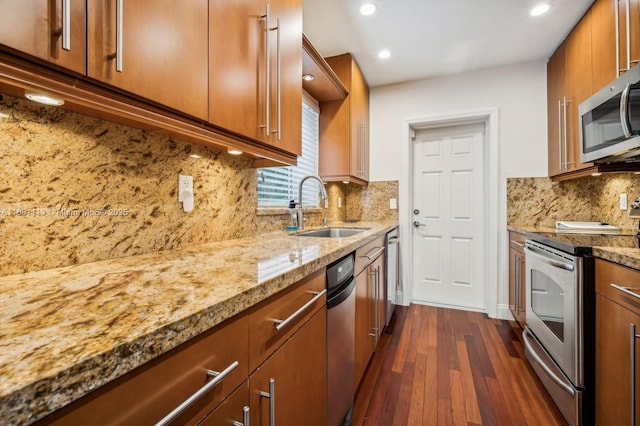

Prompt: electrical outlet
[
  {"left": 338, "top": 197, "right": 342, "bottom": 208},
  {"left": 178, "top": 175, "right": 193, "bottom": 202},
  {"left": 620, "top": 193, "right": 628, "bottom": 210},
  {"left": 390, "top": 198, "right": 397, "bottom": 209}
]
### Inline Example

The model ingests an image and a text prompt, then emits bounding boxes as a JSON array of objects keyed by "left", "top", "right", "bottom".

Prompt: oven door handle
[
  {"left": 523, "top": 328, "right": 576, "bottom": 397},
  {"left": 525, "top": 246, "right": 574, "bottom": 271}
]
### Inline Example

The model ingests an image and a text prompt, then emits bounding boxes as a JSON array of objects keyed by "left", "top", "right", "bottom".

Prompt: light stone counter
[
  {"left": 0, "top": 220, "right": 398, "bottom": 425},
  {"left": 592, "top": 247, "right": 640, "bottom": 270}
]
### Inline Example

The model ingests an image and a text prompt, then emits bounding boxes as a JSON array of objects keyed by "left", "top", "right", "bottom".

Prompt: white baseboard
[{"left": 495, "top": 304, "right": 515, "bottom": 321}]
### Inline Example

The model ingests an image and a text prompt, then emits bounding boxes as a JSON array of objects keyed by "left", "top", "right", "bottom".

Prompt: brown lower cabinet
[
  {"left": 354, "top": 236, "right": 385, "bottom": 389},
  {"left": 249, "top": 308, "right": 327, "bottom": 426},
  {"left": 35, "top": 269, "right": 327, "bottom": 425},
  {"left": 595, "top": 259, "right": 640, "bottom": 425},
  {"left": 508, "top": 231, "right": 526, "bottom": 327}
]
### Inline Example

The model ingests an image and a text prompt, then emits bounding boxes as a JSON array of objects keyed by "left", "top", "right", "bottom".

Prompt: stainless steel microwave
[{"left": 580, "top": 65, "right": 640, "bottom": 163}]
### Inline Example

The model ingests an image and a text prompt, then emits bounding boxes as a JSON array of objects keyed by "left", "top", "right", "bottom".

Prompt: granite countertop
[
  {"left": 0, "top": 220, "right": 398, "bottom": 425},
  {"left": 509, "top": 223, "right": 640, "bottom": 270}
]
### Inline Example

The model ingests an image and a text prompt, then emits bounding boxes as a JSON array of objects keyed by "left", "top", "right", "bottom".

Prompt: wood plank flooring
[{"left": 353, "top": 304, "right": 567, "bottom": 426}]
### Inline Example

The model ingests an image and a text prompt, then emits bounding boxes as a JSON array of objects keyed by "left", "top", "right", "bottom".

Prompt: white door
[{"left": 411, "top": 123, "right": 486, "bottom": 311}]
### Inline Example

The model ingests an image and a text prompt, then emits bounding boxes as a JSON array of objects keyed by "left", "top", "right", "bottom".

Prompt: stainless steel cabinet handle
[
  {"left": 233, "top": 406, "right": 250, "bottom": 426},
  {"left": 630, "top": 324, "right": 638, "bottom": 425},
  {"left": 611, "top": 283, "right": 640, "bottom": 299},
  {"left": 273, "top": 289, "right": 326, "bottom": 331},
  {"left": 62, "top": 0, "right": 71, "bottom": 51},
  {"left": 361, "top": 121, "right": 366, "bottom": 177},
  {"left": 261, "top": 5, "right": 271, "bottom": 136},
  {"left": 116, "top": 0, "right": 124, "bottom": 72},
  {"left": 557, "top": 99, "right": 562, "bottom": 170},
  {"left": 617, "top": 0, "right": 621, "bottom": 75},
  {"left": 259, "top": 378, "right": 276, "bottom": 426},
  {"left": 155, "top": 360, "right": 239, "bottom": 426},
  {"left": 562, "top": 96, "right": 568, "bottom": 170},
  {"left": 626, "top": 0, "right": 631, "bottom": 71},
  {"left": 273, "top": 18, "right": 281, "bottom": 140},
  {"left": 510, "top": 240, "right": 525, "bottom": 249},
  {"left": 360, "top": 246, "right": 385, "bottom": 261},
  {"left": 523, "top": 329, "right": 576, "bottom": 396},
  {"left": 514, "top": 254, "right": 520, "bottom": 313}
]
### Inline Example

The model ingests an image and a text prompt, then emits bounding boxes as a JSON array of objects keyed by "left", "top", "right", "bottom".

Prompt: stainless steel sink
[{"left": 295, "top": 227, "right": 370, "bottom": 238}]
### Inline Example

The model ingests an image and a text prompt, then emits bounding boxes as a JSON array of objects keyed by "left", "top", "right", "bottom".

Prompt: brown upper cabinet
[
  {"left": 547, "top": 0, "right": 640, "bottom": 180},
  {"left": 209, "top": 0, "right": 302, "bottom": 157},
  {"left": 547, "top": 10, "right": 594, "bottom": 179},
  {"left": 87, "top": 0, "right": 209, "bottom": 120},
  {"left": 617, "top": 0, "right": 640, "bottom": 75},
  {"left": 0, "top": 0, "right": 87, "bottom": 75},
  {"left": 319, "top": 53, "right": 370, "bottom": 185}
]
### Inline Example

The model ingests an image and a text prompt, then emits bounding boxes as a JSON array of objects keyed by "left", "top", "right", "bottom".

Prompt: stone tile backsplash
[
  {"left": 507, "top": 175, "right": 640, "bottom": 231},
  {"left": 0, "top": 93, "right": 398, "bottom": 277}
]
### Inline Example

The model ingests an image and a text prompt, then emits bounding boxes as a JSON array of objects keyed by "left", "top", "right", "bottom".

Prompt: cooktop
[{"left": 526, "top": 231, "right": 640, "bottom": 255}]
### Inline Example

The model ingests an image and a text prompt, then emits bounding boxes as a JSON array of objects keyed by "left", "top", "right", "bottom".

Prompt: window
[{"left": 257, "top": 95, "right": 320, "bottom": 207}]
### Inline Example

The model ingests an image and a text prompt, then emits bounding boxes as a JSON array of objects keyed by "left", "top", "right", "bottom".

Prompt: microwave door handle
[{"left": 621, "top": 83, "right": 633, "bottom": 138}]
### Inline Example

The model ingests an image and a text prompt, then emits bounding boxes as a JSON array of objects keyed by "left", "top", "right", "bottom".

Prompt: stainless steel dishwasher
[{"left": 326, "top": 252, "right": 356, "bottom": 426}]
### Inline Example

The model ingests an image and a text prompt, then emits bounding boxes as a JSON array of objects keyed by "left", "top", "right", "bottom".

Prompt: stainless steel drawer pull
[
  {"left": 510, "top": 240, "right": 525, "bottom": 249},
  {"left": 155, "top": 360, "right": 239, "bottom": 426},
  {"left": 273, "top": 289, "right": 326, "bottom": 332},
  {"left": 232, "top": 406, "right": 250, "bottom": 426},
  {"left": 260, "top": 5, "right": 271, "bottom": 136},
  {"left": 360, "top": 246, "right": 385, "bottom": 261},
  {"left": 259, "top": 378, "right": 275, "bottom": 426},
  {"left": 62, "top": 0, "right": 71, "bottom": 51},
  {"left": 610, "top": 283, "right": 640, "bottom": 299}
]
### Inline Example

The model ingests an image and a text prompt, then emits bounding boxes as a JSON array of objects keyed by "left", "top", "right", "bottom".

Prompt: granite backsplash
[
  {"left": 507, "top": 175, "right": 640, "bottom": 231},
  {"left": 0, "top": 94, "right": 398, "bottom": 277}
]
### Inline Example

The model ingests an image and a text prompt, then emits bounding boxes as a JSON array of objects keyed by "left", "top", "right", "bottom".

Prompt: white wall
[{"left": 369, "top": 61, "right": 548, "bottom": 317}]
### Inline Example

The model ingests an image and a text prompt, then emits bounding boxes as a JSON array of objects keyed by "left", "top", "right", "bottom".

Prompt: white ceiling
[{"left": 303, "top": 0, "right": 595, "bottom": 87}]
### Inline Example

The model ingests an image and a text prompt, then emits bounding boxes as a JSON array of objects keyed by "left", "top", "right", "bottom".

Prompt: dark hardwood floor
[{"left": 352, "top": 304, "right": 567, "bottom": 425}]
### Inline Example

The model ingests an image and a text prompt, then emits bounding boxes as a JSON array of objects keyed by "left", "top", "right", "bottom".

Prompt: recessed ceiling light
[
  {"left": 530, "top": 2, "right": 551, "bottom": 16},
  {"left": 378, "top": 50, "right": 391, "bottom": 59},
  {"left": 302, "top": 74, "right": 315, "bottom": 81},
  {"left": 360, "top": 3, "right": 376, "bottom": 16},
  {"left": 25, "top": 92, "right": 64, "bottom": 106}
]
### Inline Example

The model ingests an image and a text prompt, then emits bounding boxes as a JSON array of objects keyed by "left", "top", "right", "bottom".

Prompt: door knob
[{"left": 413, "top": 221, "right": 426, "bottom": 228}]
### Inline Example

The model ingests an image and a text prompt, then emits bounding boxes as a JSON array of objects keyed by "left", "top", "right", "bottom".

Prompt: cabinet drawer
[
  {"left": 595, "top": 259, "right": 640, "bottom": 314},
  {"left": 355, "top": 236, "right": 385, "bottom": 276},
  {"left": 38, "top": 314, "right": 249, "bottom": 425},
  {"left": 249, "top": 269, "right": 326, "bottom": 372}
]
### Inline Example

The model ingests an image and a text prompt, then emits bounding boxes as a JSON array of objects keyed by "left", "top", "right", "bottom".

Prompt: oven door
[{"left": 524, "top": 241, "right": 582, "bottom": 387}]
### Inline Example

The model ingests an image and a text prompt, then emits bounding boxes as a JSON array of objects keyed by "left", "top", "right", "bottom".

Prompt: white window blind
[{"left": 257, "top": 97, "right": 320, "bottom": 207}]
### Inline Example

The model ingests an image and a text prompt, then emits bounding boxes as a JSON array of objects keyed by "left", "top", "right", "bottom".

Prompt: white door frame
[{"left": 399, "top": 109, "right": 499, "bottom": 318}]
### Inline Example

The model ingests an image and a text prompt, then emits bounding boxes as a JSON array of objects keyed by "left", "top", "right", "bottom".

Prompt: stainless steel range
[{"left": 523, "top": 229, "right": 640, "bottom": 426}]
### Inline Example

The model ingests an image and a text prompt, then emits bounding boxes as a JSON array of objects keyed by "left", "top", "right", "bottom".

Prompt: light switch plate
[
  {"left": 620, "top": 193, "right": 628, "bottom": 210},
  {"left": 390, "top": 198, "right": 397, "bottom": 210}
]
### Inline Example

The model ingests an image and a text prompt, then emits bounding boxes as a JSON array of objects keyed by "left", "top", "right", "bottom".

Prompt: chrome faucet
[{"left": 296, "top": 175, "right": 328, "bottom": 230}]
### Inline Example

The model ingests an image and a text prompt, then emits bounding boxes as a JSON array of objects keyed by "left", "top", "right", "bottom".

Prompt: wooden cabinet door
[
  {"left": 267, "top": 0, "right": 302, "bottom": 156},
  {"left": 596, "top": 295, "right": 640, "bottom": 425},
  {"left": 209, "top": 0, "right": 301, "bottom": 156},
  {"left": 249, "top": 308, "right": 327, "bottom": 426},
  {"left": 350, "top": 58, "right": 369, "bottom": 181},
  {"left": 547, "top": 44, "right": 566, "bottom": 177},
  {"left": 354, "top": 267, "right": 373, "bottom": 389},
  {"left": 618, "top": 0, "right": 640, "bottom": 74},
  {"left": 508, "top": 232, "right": 526, "bottom": 326},
  {"left": 0, "top": 0, "right": 86, "bottom": 74},
  {"left": 373, "top": 254, "right": 385, "bottom": 340},
  {"left": 209, "top": 0, "right": 264, "bottom": 142},
  {"left": 564, "top": 11, "right": 593, "bottom": 174},
  {"left": 200, "top": 382, "right": 250, "bottom": 426},
  {"left": 591, "top": 0, "right": 618, "bottom": 90},
  {"left": 87, "top": 0, "right": 208, "bottom": 120}
]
